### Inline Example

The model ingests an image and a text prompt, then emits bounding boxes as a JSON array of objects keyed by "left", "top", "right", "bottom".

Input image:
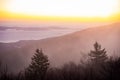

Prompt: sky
[{"left": 0, "top": 0, "right": 120, "bottom": 24}]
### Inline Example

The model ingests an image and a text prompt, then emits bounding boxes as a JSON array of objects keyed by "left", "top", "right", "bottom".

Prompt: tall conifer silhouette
[
  {"left": 25, "top": 49, "right": 49, "bottom": 80},
  {"left": 89, "top": 42, "right": 108, "bottom": 63}
]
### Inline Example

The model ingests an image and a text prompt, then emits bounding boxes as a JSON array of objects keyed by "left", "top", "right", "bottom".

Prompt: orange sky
[
  {"left": 0, "top": 0, "right": 120, "bottom": 23},
  {"left": 0, "top": 11, "right": 120, "bottom": 23}
]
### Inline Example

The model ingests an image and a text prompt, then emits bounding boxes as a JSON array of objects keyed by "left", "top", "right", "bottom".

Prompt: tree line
[{"left": 0, "top": 42, "right": 120, "bottom": 80}]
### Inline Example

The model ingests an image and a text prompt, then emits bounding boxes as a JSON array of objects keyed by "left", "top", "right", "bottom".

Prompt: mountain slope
[{"left": 0, "top": 22, "right": 120, "bottom": 73}]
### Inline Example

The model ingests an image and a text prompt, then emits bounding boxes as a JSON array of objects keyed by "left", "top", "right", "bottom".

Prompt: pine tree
[
  {"left": 25, "top": 49, "right": 49, "bottom": 80},
  {"left": 89, "top": 42, "right": 108, "bottom": 63}
]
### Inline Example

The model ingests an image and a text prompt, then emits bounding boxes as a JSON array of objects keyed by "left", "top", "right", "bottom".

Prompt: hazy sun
[{"left": 3, "top": 0, "right": 119, "bottom": 17}]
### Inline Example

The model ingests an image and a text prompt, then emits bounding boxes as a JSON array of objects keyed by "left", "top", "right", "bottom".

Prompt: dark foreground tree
[
  {"left": 89, "top": 42, "right": 108, "bottom": 63},
  {"left": 87, "top": 42, "right": 108, "bottom": 80},
  {"left": 25, "top": 49, "right": 49, "bottom": 80}
]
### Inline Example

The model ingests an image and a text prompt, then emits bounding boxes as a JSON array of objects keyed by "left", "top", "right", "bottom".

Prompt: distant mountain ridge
[
  {"left": 0, "top": 26, "right": 70, "bottom": 31},
  {"left": 0, "top": 22, "right": 120, "bottom": 73}
]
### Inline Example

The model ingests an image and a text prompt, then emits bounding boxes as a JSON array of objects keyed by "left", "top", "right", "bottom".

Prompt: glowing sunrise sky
[{"left": 0, "top": 0, "right": 120, "bottom": 22}]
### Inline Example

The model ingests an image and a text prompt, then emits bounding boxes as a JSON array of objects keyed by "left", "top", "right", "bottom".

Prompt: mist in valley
[{"left": 0, "top": 22, "right": 119, "bottom": 71}]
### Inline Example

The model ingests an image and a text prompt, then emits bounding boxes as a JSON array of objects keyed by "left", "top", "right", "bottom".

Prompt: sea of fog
[{"left": 0, "top": 29, "right": 78, "bottom": 43}]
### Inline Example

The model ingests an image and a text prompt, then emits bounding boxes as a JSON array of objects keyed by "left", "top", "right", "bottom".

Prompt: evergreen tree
[
  {"left": 25, "top": 49, "right": 49, "bottom": 80},
  {"left": 88, "top": 42, "right": 108, "bottom": 63}
]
